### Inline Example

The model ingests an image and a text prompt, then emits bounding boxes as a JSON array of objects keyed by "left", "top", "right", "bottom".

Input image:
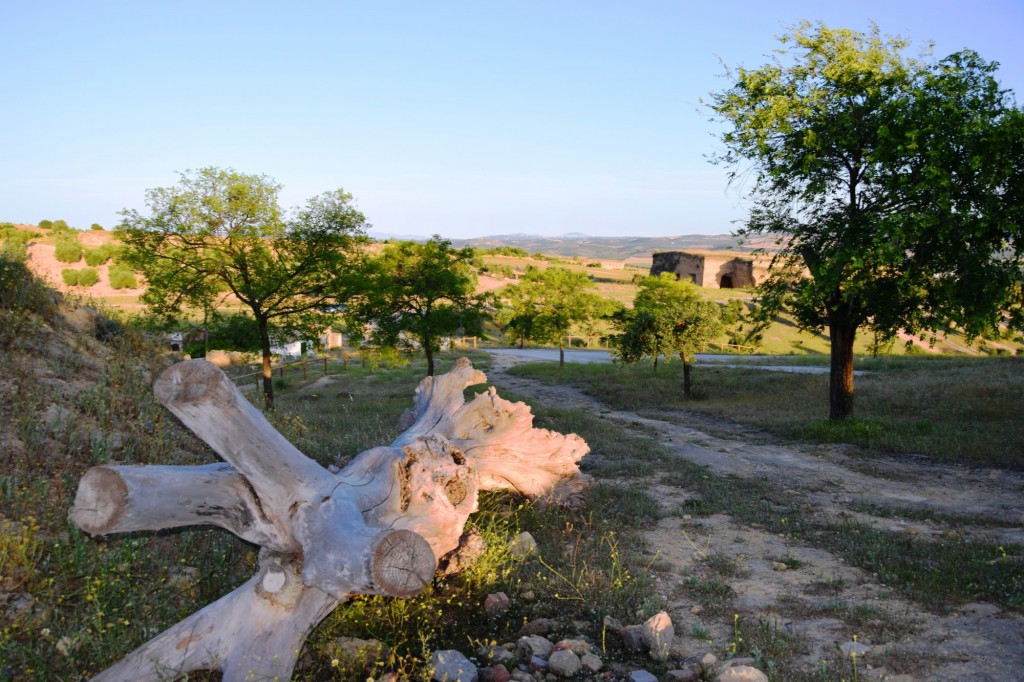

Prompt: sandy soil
[{"left": 483, "top": 353, "right": 1024, "bottom": 681}]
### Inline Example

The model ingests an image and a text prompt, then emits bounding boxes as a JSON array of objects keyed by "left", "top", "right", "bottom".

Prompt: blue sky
[{"left": 2, "top": 1, "right": 1021, "bottom": 239}]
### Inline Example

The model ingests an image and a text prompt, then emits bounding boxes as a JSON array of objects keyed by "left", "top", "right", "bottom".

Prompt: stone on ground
[
  {"left": 431, "top": 649, "right": 478, "bottom": 682},
  {"left": 641, "top": 610, "right": 675, "bottom": 661}
]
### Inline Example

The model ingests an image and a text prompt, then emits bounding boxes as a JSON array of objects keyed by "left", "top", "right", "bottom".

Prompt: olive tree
[
  {"left": 117, "top": 167, "right": 369, "bottom": 408},
  {"left": 708, "top": 21, "right": 1024, "bottom": 418}
]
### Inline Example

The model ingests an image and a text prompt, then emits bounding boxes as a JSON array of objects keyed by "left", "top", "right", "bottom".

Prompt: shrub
[
  {"left": 51, "top": 219, "right": 71, "bottom": 231},
  {"left": 90, "top": 223, "right": 104, "bottom": 231},
  {"left": 38, "top": 219, "right": 53, "bottom": 230},
  {"left": 720, "top": 299, "right": 745, "bottom": 325},
  {"left": 1, "top": 253, "right": 54, "bottom": 314},
  {"left": 61, "top": 269, "right": 80, "bottom": 286},
  {"left": 1, "top": 227, "right": 33, "bottom": 259},
  {"left": 1, "top": 254, "right": 58, "bottom": 348},
  {"left": 108, "top": 264, "right": 138, "bottom": 289},
  {"left": 54, "top": 233, "right": 83, "bottom": 263},
  {"left": 84, "top": 245, "right": 115, "bottom": 266},
  {"left": 77, "top": 267, "right": 99, "bottom": 287}
]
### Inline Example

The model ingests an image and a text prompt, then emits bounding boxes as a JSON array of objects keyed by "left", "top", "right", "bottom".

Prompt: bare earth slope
[{"left": 486, "top": 353, "right": 1024, "bottom": 682}]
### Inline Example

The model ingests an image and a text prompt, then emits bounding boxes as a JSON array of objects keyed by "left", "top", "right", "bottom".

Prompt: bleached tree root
[{"left": 70, "top": 357, "right": 589, "bottom": 680}]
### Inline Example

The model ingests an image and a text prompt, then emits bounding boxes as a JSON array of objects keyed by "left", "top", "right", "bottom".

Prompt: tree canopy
[
  {"left": 708, "top": 21, "right": 1024, "bottom": 418},
  {"left": 498, "top": 267, "right": 616, "bottom": 367},
  {"left": 117, "top": 167, "right": 369, "bottom": 407},
  {"left": 612, "top": 273, "right": 722, "bottom": 397},
  {"left": 345, "top": 236, "right": 487, "bottom": 376}
]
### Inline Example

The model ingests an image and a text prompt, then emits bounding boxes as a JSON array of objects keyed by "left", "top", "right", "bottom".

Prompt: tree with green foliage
[
  {"left": 708, "top": 21, "right": 1024, "bottom": 419},
  {"left": 612, "top": 273, "right": 722, "bottom": 397},
  {"left": 117, "top": 167, "right": 369, "bottom": 408},
  {"left": 38, "top": 219, "right": 53, "bottom": 230},
  {"left": 54, "top": 233, "right": 83, "bottom": 263},
  {"left": 498, "top": 266, "right": 616, "bottom": 367},
  {"left": 90, "top": 223, "right": 104, "bottom": 231},
  {"left": 346, "top": 236, "right": 487, "bottom": 376}
]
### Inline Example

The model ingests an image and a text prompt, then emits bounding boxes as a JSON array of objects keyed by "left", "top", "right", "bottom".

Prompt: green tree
[
  {"left": 38, "top": 220, "right": 53, "bottom": 230},
  {"left": 612, "top": 273, "right": 723, "bottom": 397},
  {"left": 708, "top": 22, "right": 1024, "bottom": 418},
  {"left": 90, "top": 223, "right": 104, "bottom": 231},
  {"left": 498, "top": 267, "right": 615, "bottom": 367},
  {"left": 117, "top": 167, "right": 369, "bottom": 408},
  {"left": 346, "top": 236, "right": 487, "bottom": 376}
]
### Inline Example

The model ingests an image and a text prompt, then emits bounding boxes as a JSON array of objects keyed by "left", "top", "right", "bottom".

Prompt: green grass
[
  {"left": 0, "top": 290, "right": 665, "bottom": 682},
  {"left": 508, "top": 356, "right": 1024, "bottom": 468},
  {"left": 4, "top": 254, "right": 1021, "bottom": 680}
]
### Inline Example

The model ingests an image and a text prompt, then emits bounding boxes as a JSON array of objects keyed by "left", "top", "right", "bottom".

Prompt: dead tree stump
[{"left": 69, "top": 357, "right": 590, "bottom": 681}]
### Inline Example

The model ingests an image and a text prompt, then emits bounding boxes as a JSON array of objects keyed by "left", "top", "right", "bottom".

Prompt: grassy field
[
  {"left": 0, "top": 269, "right": 665, "bottom": 682},
  {"left": 507, "top": 355, "right": 1024, "bottom": 469},
  {"left": 4, "top": 252, "right": 1022, "bottom": 681}
]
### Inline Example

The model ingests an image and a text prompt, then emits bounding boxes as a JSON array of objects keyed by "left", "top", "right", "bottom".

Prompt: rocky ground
[{"left": 483, "top": 353, "right": 1024, "bottom": 682}]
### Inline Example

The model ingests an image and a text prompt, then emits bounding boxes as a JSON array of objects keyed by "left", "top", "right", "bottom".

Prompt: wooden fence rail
[{"left": 228, "top": 352, "right": 366, "bottom": 391}]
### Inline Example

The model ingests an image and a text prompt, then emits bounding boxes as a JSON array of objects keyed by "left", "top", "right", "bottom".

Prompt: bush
[
  {"left": 90, "top": 223, "right": 104, "bottom": 231},
  {"left": 38, "top": 219, "right": 53, "bottom": 230},
  {"left": 77, "top": 267, "right": 99, "bottom": 287},
  {"left": 1, "top": 254, "right": 58, "bottom": 348},
  {"left": 84, "top": 245, "right": 115, "bottom": 266},
  {"left": 108, "top": 264, "right": 138, "bottom": 289},
  {"left": 1, "top": 254, "right": 54, "bottom": 314},
  {"left": 61, "top": 269, "right": 80, "bottom": 286},
  {"left": 51, "top": 219, "right": 71, "bottom": 231},
  {"left": 720, "top": 299, "right": 745, "bottom": 325},
  {"left": 1, "top": 227, "right": 33, "bottom": 260},
  {"left": 54, "top": 233, "right": 83, "bottom": 263}
]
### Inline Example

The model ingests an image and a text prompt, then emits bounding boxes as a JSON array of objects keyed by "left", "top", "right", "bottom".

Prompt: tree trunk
[
  {"left": 559, "top": 342, "right": 565, "bottom": 368},
  {"left": 682, "top": 359, "right": 692, "bottom": 398},
  {"left": 828, "top": 315, "right": 857, "bottom": 419},
  {"left": 70, "top": 357, "right": 590, "bottom": 680},
  {"left": 424, "top": 337, "right": 435, "bottom": 376},
  {"left": 257, "top": 316, "right": 274, "bottom": 409}
]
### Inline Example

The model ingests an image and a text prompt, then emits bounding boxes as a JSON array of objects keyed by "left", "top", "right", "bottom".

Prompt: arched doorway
[{"left": 720, "top": 274, "right": 734, "bottom": 288}]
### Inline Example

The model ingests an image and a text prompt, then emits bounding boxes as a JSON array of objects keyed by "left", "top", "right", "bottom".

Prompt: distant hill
[{"left": 447, "top": 233, "right": 761, "bottom": 260}]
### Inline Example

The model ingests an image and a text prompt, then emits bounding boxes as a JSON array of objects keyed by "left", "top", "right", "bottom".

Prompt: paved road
[{"left": 483, "top": 347, "right": 850, "bottom": 374}]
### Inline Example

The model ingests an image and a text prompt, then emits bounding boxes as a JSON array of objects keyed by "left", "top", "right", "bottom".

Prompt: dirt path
[{"left": 484, "top": 354, "right": 1024, "bottom": 682}]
